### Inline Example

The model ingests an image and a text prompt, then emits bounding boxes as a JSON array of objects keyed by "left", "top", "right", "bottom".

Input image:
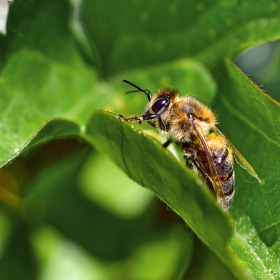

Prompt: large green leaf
[
  {"left": 215, "top": 60, "right": 280, "bottom": 279},
  {"left": 0, "top": 0, "right": 111, "bottom": 166},
  {"left": 82, "top": 0, "right": 280, "bottom": 76},
  {"left": 3, "top": 0, "right": 82, "bottom": 69},
  {"left": 85, "top": 110, "right": 250, "bottom": 279},
  {"left": 0, "top": 49, "right": 97, "bottom": 165}
]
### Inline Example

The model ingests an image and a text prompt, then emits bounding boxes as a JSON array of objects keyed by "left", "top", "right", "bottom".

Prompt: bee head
[{"left": 122, "top": 80, "right": 178, "bottom": 116}]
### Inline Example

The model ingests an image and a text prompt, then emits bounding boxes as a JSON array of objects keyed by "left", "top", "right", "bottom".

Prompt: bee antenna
[{"left": 122, "top": 79, "right": 152, "bottom": 101}]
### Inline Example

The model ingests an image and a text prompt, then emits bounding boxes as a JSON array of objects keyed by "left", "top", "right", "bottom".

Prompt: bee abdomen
[
  {"left": 221, "top": 170, "right": 235, "bottom": 195},
  {"left": 215, "top": 148, "right": 235, "bottom": 205},
  {"left": 222, "top": 171, "right": 235, "bottom": 207}
]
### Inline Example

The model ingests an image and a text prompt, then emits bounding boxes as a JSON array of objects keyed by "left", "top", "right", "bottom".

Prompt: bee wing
[
  {"left": 211, "top": 126, "right": 260, "bottom": 183},
  {"left": 187, "top": 114, "right": 227, "bottom": 207}
]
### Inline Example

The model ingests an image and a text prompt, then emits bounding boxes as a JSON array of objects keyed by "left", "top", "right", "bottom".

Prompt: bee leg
[
  {"left": 162, "top": 139, "right": 172, "bottom": 148},
  {"left": 182, "top": 146, "right": 215, "bottom": 194},
  {"left": 117, "top": 113, "right": 158, "bottom": 124},
  {"left": 192, "top": 160, "right": 215, "bottom": 194},
  {"left": 117, "top": 114, "right": 142, "bottom": 122},
  {"left": 118, "top": 113, "right": 169, "bottom": 132},
  {"left": 148, "top": 122, "right": 156, "bottom": 128},
  {"left": 140, "top": 114, "right": 168, "bottom": 131},
  {"left": 185, "top": 160, "right": 194, "bottom": 169},
  {"left": 119, "top": 113, "right": 171, "bottom": 148},
  {"left": 183, "top": 150, "right": 196, "bottom": 169},
  {"left": 141, "top": 114, "right": 160, "bottom": 121}
]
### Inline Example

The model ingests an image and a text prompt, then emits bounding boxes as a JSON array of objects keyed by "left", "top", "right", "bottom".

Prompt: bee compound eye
[{"left": 151, "top": 98, "right": 170, "bottom": 114}]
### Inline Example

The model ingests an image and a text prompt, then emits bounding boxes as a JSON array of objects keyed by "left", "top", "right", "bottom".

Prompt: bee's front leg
[
  {"left": 117, "top": 113, "right": 160, "bottom": 124},
  {"left": 182, "top": 148, "right": 196, "bottom": 169},
  {"left": 182, "top": 146, "right": 215, "bottom": 194},
  {"left": 117, "top": 114, "right": 142, "bottom": 123},
  {"left": 162, "top": 139, "right": 172, "bottom": 148}
]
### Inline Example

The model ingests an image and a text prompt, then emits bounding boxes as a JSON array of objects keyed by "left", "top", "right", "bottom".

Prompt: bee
[{"left": 117, "top": 80, "right": 260, "bottom": 210}]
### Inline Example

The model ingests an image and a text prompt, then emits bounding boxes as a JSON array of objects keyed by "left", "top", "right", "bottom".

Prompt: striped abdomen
[{"left": 213, "top": 146, "right": 235, "bottom": 207}]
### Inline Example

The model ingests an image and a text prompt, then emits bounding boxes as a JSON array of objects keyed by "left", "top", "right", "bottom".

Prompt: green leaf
[
  {"left": 184, "top": 236, "right": 236, "bottom": 280},
  {"left": 4, "top": 0, "right": 82, "bottom": 69},
  {"left": 0, "top": 0, "right": 111, "bottom": 165},
  {"left": 0, "top": 48, "right": 102, "bottom": 165},
  {"left": 85, "top": 110, "right": 250, "bottom": 279},
  {"left": 82, "top": 0, "right": 280, "bottom": 76},
  {"left": 214, "top": 60, "right": 280, "bottom": 279},
  {"left": 196, "top": 17, "right": 280, "bottom": 75},
  {"left": 0, "top": 118, "right": 81, "bottom": 167}
]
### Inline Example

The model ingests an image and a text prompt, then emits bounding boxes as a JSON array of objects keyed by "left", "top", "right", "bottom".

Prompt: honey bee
[{"left": 117, "top": 80, "right": 260, "bottom": 210}]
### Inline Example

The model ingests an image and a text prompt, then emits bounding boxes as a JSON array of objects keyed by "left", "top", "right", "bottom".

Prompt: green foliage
[{"left": 0, "top": 0, "right": 279, "bottom": 279}]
